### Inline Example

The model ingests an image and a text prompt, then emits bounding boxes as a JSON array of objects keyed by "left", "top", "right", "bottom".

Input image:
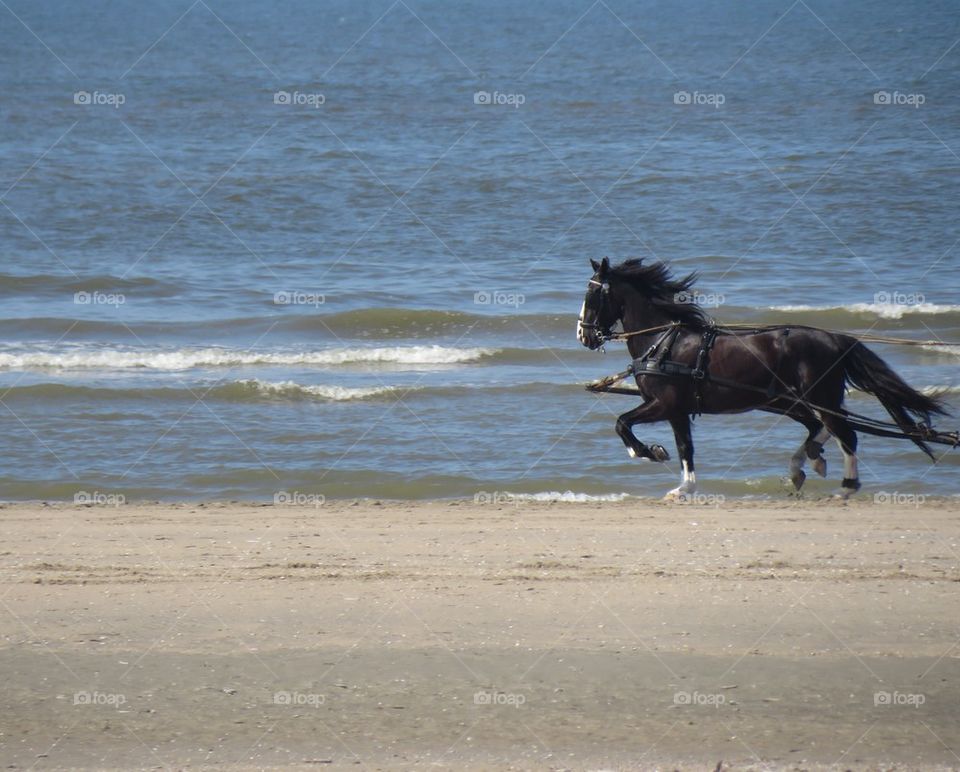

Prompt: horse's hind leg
[
  {"left": 615, "top": 401, "right": 670, "bottom": 462},
  {"left": 820, "top": 414, "right": 860, "bottom": 497},
  {"left": 665, "top": 414, "right": 696, "bottom": 501},
  {"left": 808, "top": 428, "right": 830, "bottom": 479},
  {"left": 789, "top": 422, "right": 830, "bottom": 490},
  {"left": 774, "top": 405, "right": 829, "bottom": 490}
]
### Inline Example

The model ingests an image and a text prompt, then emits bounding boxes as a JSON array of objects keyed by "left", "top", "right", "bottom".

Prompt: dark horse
[{"left": 577, "top": 257, "right": 948, "bottom": 499}]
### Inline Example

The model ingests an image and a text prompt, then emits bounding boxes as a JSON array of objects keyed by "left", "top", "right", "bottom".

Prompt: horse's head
[
  {"left": 578, "top": 258, "right": 709, "bottom": 348},
  {"left": 577, "top": 257, "right": 623, "bottom": 350}
]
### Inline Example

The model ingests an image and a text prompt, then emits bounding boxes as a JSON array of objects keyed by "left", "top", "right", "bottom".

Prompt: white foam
[
  {"left": 510, "top": 491, "right": 632, "bottom": 503},
  {"left": 920, "top": 345, "right": 960, "bottom": 358},
  {"left": 770, "top": 303, "right": 960, "bottom": 320},
  {"left": 0, "top": 345, "right": 496, "bottom": 371},
  {"left": 920, "top": 385, "right": 960, "bottom": 395},
  {"left": 234, "top": 379, "right": 409, "bottom": 401}
]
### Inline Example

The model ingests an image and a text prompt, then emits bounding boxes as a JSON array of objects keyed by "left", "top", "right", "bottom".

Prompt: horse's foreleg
[
  {"left": 615, "top": 401, "right": 670, "bottom": 462},
  {"left": 665, "top": 414, "right": 696, "bottom": 501}
]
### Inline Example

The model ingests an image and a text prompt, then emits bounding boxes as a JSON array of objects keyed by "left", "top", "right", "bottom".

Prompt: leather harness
[{"left": 630, "top": 323, "right": 720, "bottom": 415}]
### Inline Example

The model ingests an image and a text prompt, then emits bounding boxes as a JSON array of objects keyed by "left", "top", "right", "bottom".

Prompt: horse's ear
[
  {"left": 600, "top": 257, "right": 610, "bottom": 273},
  {"left": 590, "top": 258, "right": 600, "bottom": 273}
]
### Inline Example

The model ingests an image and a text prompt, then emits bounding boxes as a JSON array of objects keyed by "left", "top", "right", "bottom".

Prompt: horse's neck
[
  {"left": 621, "top": 301, "right": 677, "bottom": 358},
  {"left": 621, "top": 299, "right": 673, "bottom": 335}
]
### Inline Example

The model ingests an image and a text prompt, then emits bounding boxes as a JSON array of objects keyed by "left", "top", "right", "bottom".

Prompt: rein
[
  {"left": 605, "top": 322, "right": 956, "bottom": 349},
  {"left": 602, "top": 322, "right": 678, "bottom": 342}
]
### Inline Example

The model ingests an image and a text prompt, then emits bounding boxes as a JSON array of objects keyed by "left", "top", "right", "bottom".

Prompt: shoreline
[
  {"left": 1, "top": 498, "right": 958, "bottom": 769},
  {"left": 5, "top": 490, "right": 958, "bottom": 506}
]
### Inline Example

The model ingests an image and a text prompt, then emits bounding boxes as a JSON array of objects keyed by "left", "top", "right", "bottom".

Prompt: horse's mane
[{"left": 609, "top": 259, "right": 711, "bottom": 329}]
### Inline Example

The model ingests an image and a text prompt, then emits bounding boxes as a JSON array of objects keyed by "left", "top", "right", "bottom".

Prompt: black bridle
[{"left": 578, "top": 278, "right": 617, "bottom": 345}]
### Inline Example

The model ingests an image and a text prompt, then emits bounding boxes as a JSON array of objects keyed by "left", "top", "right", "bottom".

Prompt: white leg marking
[
  {"left": 811, "top": 428, "right": 830, "bottom": 478},
  {"left": 833, "top": 438, "right": 860, "bottom": 497},
  {"left": 789, "top": 442, "right": 806, "bottom": 473},
  {"left": 789, "top": 442, "right": 806, "bottom": 489},
  {"left": 791, "top": 427, "right": 831, "bottom": 486},
  {"left": 834, "top": 438, "right": 858, "bottom": 480},
  {"left": 837, "top": 441, "right": 859, "bottom": 480},
  {"left": 627, "top": 447, "right": 637, "bottom": 458},
  {"left": 664, "top": 460, "right": 697, "bottom": 501}
]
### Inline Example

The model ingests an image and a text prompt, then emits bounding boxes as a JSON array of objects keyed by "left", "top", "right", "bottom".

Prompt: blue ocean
[{"left": 1, "top": 0, "right": 958, "bottom": 500}]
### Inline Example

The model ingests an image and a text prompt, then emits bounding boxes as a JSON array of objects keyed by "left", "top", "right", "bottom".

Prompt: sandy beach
[{"left": 1, "top": 497, "right": 958, "bottom": 770}]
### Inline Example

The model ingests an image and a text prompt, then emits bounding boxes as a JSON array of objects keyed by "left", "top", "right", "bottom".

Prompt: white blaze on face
[{"left": 576, "top": 300, "right": 586, "bottom": 344}]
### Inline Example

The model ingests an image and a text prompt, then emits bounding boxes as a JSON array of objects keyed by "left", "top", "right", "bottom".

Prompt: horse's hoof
[
  {"left": 812, "top": 457, "right": 827, "bottom": 478},
  {"left": 833, "top": 482, "right": 861, "bottom": 500},
  {"left": 650, "top": 444, "right": 670, "bottom": 462},
  {"left": 790, "top": 469, "right": 806, "bottom": 491},
  {"left": 663, "top": 486, "right": 695, "bottom": 502}
]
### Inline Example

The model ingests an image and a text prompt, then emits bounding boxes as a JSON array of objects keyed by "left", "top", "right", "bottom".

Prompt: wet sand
[{"left": 1, "top": 498, "right": 958, "bottom": 770}]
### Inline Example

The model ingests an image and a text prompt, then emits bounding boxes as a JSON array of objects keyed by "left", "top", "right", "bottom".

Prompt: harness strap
[
  {"left": 633, "top": 359, "right": 694, "bottom": 378},
  {"left": 651, "top": 325, "right": 681, "bottom": 370},
  {"left": 693, "top": 327, "right": 717, "bottom": 414},
  {"left": 625, "top": 324, "right": 719, "bottom": 415}
]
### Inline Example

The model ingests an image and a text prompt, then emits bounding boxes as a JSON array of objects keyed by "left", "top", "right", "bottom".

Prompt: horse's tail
[{"left": 841, "top": 337, "right": 949, "bottom": 459}]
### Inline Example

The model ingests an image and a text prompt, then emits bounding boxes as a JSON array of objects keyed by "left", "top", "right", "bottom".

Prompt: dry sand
[{"left": 1, "top": 497, "right": 958, "bottom": 770}]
